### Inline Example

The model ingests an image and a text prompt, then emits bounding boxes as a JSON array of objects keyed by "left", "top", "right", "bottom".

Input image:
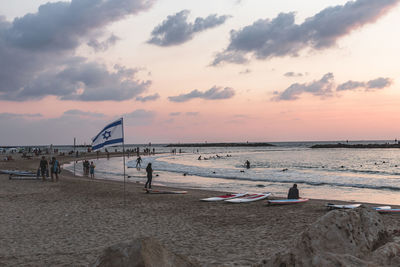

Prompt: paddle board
[
  {"left": 326, "top": 203, "right": 362, "bottom": 209},
  {"left": 225, "top": 193, "right": 271, "bottom": 203},
  {"left": 373, "top": 206, "right": 391, "bottom": 210},
  {"left": 268, "top": 198, "right": 309, "bottom": 205},
  {"left": 374, "top": 206, "right": 400, "bottom": 213},
  {"left": 9, "top": 176, "right": 40, "bottom": 180},
  {"left": 144, "top": 189, "right": 187, "bottom": 194},
  {"left": 201, "top": 193, "right": 248, "bottom": 202},
  {"left": 1, "top": 170, "right": 36, "bottom": 176}
]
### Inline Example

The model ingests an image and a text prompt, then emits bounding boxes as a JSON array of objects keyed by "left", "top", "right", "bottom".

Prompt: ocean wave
[
  {"left": 183, "top": 174, "right": 400, "bottom": 192},
  {"left": 125, "top": 156, "right": 400, "bottom": 192}
]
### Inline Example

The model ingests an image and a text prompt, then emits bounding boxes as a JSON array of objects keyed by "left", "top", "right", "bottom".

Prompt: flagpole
[
  {"left": 73, "top": 137, "right": 76, "bottom": 176},
  {"left": 121, "top": 117, "right": 126, "bottom": 206}
]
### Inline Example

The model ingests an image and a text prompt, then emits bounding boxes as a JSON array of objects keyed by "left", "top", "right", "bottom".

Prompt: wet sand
[{"left": 1, "top": 154, "right": 400, "bottom": 266}]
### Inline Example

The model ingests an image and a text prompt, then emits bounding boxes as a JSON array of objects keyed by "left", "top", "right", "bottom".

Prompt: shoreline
[
  {"left": 64, "top": 155, "right": 400, "bottom": 206},
  {"left": 311, "top": 143, "right": 400, "bottom": 148}
]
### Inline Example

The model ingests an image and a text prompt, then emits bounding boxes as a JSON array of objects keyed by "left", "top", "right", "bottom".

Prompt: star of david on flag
[{"left": 91, "top": 118, "right": 124, "bottom": 151}]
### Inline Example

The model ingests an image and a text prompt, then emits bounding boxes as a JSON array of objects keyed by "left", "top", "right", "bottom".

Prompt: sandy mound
[
  {"left": 92, "top": 237, "right": 199, "bottom": 267},
  {"left": 258, "top": 206, "right": 400, "bottom": 267}
]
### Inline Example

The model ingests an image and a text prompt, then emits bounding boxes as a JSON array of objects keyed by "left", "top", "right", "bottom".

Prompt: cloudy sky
[{"left": 0, "top": 0, "right": 399, "bottom": 145}]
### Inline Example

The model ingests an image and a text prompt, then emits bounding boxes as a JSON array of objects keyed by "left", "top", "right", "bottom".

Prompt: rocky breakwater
[
  {"left": 257, "top": 207, "right": 400, "bottom": 267},
  {"left": 92, "top": 237, "right": 199, "bottom": 267},
  {"left": 311, "top": 143, "right": 400, "bottom": 149},
  {"left": 166, "top": 142, "right": 275, "bottom": 147}
]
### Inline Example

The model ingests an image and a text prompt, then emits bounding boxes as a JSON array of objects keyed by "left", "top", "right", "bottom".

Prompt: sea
[{"left": 63, "top": 141, "right": 400, "bottom": 205}]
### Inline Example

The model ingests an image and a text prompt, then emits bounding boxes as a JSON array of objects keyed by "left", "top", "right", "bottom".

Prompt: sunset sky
[{"left": 0, "top": 0, "right": 399, "bottom": 145}]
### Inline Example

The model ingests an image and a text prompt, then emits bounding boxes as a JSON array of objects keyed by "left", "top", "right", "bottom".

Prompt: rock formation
[
  {"left": 92, "top": 237, "right": 198, "bottom": 267},
  {"left": 257, "top": 207, "right": 400, "bottom": 267}
]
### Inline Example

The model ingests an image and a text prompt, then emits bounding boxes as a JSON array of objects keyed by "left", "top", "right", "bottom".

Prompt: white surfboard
[
  {"left": 373, "top": 206, "right": 400, "bottom": 213},
  {"left": 326, "top": 203, "right": 362, "bottom": 209},
  {"left": 268, "top": 198, "right": 309, "bottom": 205},
  {"left": 225, "top": 193, "right": 271, "bottom": 203},
  {"left": 201, "top": 193, "right": 248, "bottom": 202},
  {"left": 144, "top": 189, "right": 187, "bottom": 194},
  {"left": 375, "top": 208, "right": 400, "bottom": 213},
  {"left": 373, "top": 206, "right": 391, "bottom": 210}
]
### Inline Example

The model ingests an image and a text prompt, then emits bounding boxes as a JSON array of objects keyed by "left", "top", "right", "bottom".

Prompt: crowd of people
[{"left": 38, "top": 156, "right": 61, "bottom": 182}]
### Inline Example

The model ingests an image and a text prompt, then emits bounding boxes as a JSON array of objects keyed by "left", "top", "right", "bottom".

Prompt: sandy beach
[{"left": 1, "top": 155, "right": 400, "bottom": 266}]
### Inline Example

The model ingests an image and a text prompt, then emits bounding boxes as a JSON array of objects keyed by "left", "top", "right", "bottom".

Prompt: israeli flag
[{"left": 92, "top": 118, "right": 124, "bottom": 151}]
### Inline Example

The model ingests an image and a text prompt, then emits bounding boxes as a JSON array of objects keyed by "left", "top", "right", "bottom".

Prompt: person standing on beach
[
  {"left": 145, "top": 163, "right": 153, "bottom": 190},
  {"left": 50, "top": 157, "right": 60, "bottom": 182},
  {"left": 288, "top": 184, "right": 299, "bottom": 199},
  {"left": 136, "top": 156, "right": 142, "bottom": 169},
  {"left": 39, "top": 156, "right": 48, "bottom": 181},
  {"left": 85, "top": 160, "right": 90, "bottom": 175},
  {"left": 89, "top": 161, "right": 95, "bottom": 179},
  {"left": 82, "top": 160, "right": 89, "bottom": 176}
]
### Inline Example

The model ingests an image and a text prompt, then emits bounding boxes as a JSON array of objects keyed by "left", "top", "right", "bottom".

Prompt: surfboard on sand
[
  {"left": 268, "top": 198, "right": 309, "bottom": 205},
  {"left": 144, "top": 189, "right": 187, "bottom": 194},
  {"left": 9, "top": 176, "right": 40, "bottom": 180},
  {"left": 1, "top": 170, "right": 38, "bottom": 180},
  {"left": 373, "top": 206, "right": 391, "bottom": 210},
  {"left": 374, "top": 206, "right": 400, "bottom": 213},
  {"left": 1, "top": 170, "right": 36, "bottom": 176},
  {"left": 376, "top": 209, "right": 400, "bottom": 213},
  {"left": 326, "top": 203, "right": 362, "bottom": 210},
  {"left": 225, "top": 193, "right": 271, "bottom": 203},
  {"left": 201, "top": 193, "right": 248, "bottom": 202}
]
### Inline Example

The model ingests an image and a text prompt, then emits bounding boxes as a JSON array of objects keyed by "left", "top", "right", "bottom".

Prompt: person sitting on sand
[
  {"left": 39, "top": 156, "right": 48, "bottom": 181},
  {"left": 145, "top": 163, "right": 153, "bottom": 191},
  {"left": 288, "top": 184, "right": 299, "bottom": 199},
  {"left": 89, "top": 161, "right": 95, "bottom": 179}
]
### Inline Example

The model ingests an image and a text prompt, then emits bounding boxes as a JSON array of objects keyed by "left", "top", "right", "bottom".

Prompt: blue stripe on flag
[
  {"left": 92, "top": 138, "right": 124, "bottom": 151},
  {"left": 92, "top": 119, "right": 122, "bottom": 143}
]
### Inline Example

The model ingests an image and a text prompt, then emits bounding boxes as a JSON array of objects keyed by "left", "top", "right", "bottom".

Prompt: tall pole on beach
[
  {"left": 73, "top": 137, "right": 76, "bottom": 176},
  {"left": 121, "top": 118, "right": 126, "bottom": 206}
]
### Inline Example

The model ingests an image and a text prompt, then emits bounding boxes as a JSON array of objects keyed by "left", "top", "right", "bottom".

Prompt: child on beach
[{"left": 90, "top": 162, "right": 95, "bottom": 179}]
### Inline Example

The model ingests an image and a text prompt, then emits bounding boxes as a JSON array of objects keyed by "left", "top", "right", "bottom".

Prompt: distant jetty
[
  {"left": 166, "top": 142, "right": 275, "bottom": 147},
  {"left": 311, "top": 143, "right": 400, "bottom": 149}
]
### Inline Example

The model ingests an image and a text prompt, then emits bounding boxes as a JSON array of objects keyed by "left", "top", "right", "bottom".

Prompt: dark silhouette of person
[
  {"left": 145, "top": 163, "right": 153, "bottom": 190},
  {"left": 136, "top": 156, "right": 142, "bottom": 168},
  {"left": 288, "top": 184, "right": 299, "bottom": 199},
  {"left": 39, "top": 156, "right": 48, "bottom": 181},
  {"left": 245, "top": 160, "right": 251, "bottom": 169}
]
